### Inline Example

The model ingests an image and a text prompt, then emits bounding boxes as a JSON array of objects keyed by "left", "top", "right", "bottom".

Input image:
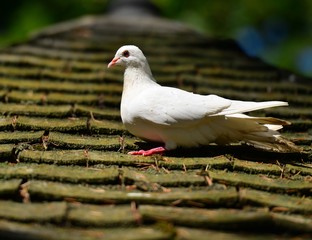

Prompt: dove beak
[{"left": 107, "top": 57, "right": 120, "bottom": 68}]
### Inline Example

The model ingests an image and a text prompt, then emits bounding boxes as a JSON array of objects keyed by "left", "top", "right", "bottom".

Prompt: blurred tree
[
  {"left": 1, "top": 0, "right": 312, "bottom": 77},
  {"left": 154, "top": 0, "right": 312, "bottom": 77},
  {"left": 0, "top": 0, "right": 108, "bottom": 46}
]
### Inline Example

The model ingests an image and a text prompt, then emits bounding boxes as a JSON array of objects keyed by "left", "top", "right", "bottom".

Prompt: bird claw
[{"left": 128, "top": 147, "right": 166, "bottom": 156}]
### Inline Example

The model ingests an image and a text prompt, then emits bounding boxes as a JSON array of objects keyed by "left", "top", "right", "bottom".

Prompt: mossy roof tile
[{"left": 0, "top": 11, "right": 311, "bottom": 239}]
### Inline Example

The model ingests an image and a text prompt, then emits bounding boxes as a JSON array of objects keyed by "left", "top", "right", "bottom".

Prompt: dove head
[{"left": 108, "top": 45, "right": 148, "bottom": 69}]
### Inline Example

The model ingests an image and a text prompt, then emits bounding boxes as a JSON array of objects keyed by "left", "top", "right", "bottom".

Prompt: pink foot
[{"left": 128, "top": 147, "right": 166, "bottom": 156}]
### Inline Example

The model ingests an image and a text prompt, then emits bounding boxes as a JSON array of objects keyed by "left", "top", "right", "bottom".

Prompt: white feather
[{"left": 109, "top": 45, "right": 299, "bottom": 153}]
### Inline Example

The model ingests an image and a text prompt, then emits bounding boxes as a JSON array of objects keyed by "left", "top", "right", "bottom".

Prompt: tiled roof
[{"left": 0, "top": 13, "right": 311, "bottom": 239}]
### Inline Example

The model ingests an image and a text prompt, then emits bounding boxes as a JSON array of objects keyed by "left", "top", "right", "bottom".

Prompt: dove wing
[
  {"left": 127, "top": 86, "right": 231, "bottom": 126},
  {"left": 126, "top": 85, "right": 288, "bottom": 128}
]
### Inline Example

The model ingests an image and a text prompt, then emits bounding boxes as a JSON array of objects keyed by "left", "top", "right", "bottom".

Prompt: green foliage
[
  {"left": 0, "top": 0, "right": 108, "bottom": 46},
  {"left": 1, "top": 0, "right": 312, "bottom": 76},
  {"left": 154, "top": 0, "right": 310, "bottom": 35},
  {"left": 154, "top": 0, "right": 312, "bottom": 76}
]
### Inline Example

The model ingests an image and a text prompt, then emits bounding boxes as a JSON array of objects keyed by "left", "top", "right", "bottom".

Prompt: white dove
[{"left": 108, "top": 45, "right": 298, "bottom": 156}]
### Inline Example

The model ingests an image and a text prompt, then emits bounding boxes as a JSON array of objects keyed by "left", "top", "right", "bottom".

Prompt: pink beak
[{"left": 107, "top": 57, "right": 120, "bottom": 68}]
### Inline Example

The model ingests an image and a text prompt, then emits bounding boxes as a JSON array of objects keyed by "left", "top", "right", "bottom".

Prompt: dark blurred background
[{"left": 1, "top": 0, "right": 312, "bottom": 78}]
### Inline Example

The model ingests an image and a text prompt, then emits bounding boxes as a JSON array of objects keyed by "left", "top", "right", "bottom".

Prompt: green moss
[
  {"left": 0, "top": 200, "right": 67, "bottom": 223},
  {"left": 49, "top": 132, "right": 135, "bottom": 150},
  {"left": 0, "top": 220, "right": 170, "bottom": 240},
  {"left": 19, "top": 149, "right": 151, "bottom": 166},
  {"left": 122, "top": 169, "right": 206, "bottom": 188},
  {"left": 0, "top": 66, "right": 41, "bottom": 77},
  {"left": 241, "top": 188, "right": 312, "bottom": 214},
  {"left": 0, "top": 163, "right": 119, "bottom": 184},
  {"left": 233, "top": 159, "right": 282, "bottom": 175},
  {"left": 87, "top": 151, "right": 154, "bottom": 166},
  {"left": 0, "top": 77, "right": 122, "bottom": 94},
  {"left": 208, "top": 170, "right": 312, "bottom": 194},
  {"left": 0, "top": 144, "right": 14, "bottom": 159},
  {"left": 0, "top": 117, "right": 12, "bottom": 131},
  {"left": 75, "top": 105, "right": 120, "bottom": 120},
  {"left": 0, "top": 179, "right": 21, "bottom": 196},
  {"left": 160, "top": 155, "right": 231, "bottom": 170},
  {"left": 140, "top": 205, "right": 271, "bottom": 229},
  {"left": 89, "top": 118, "right": 125, "bottom": 135},
  {"left": 6, "top": 116, "right": 124, "bottom": 134},
  {"left": 199, "top": 67, "right": 278, "bottom": 80},
  {"left": 7, "top": 91, "right": 100, "bottom": 105},
  {"left": 13, "top": 45, "right": 110, "bottom": 62},
  {"left": 285, "top": 164, "right": 312, "bottom": 176},
  {"left": 140, "top": 205, "right": 312, "bottom": 232},
  {"left": 0, "top": 103, "right": 71, "bottom": 117},
  {"left": 0, "top": 131, "right": 42, "bottom": 144},
  {"left": 175, "top": 227, "right": 278, "bottom": 240},
  {"left": 17, "top": 116, "right": 86, "bottom": 132},
  {"left": 181, "top": 73, "right": 312, "bottom": 95},
  {"left": 0, "top": 66, "right": 122, "bottom": 83},
  {"left": 0, "top": 54, "right": 104, "bottom": 70},
  {"left": 67, "top": 204, "right": 137, "bottom": 227},
  {"left": 28, "top": 180, "right": 238, "bottom": 207}
]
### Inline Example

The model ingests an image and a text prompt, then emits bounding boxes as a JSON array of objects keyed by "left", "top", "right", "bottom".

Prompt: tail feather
[
  {"left": 214, "top": 100, "right": 288, "bottom": 116},
  {"left": 228, "top": 114, "right": 291, "bottom": 126},
  {"left": 214, "top": 114, "right": 300, "bottom": 153}
]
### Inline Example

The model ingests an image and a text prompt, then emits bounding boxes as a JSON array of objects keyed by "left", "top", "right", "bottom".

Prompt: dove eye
[{"left": 122, "top": 50, "right": 130, "bottom": 58}]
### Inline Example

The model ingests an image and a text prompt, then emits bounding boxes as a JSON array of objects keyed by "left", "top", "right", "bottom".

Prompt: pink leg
[{"left": 128, "top": 147, "right": 166, "bottom": 156}]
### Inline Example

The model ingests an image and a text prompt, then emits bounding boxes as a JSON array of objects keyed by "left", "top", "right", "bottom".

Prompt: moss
[
  {"left": 16, "top": 116, "right": 86, "bottom": 132},
  {"left": 140, "top": 205, "right": 272, "bottom": 230},
  {"left": 0, "top": 131, "right": 42, "bottom": 144},
  {"left": 28, "top": 180, "right": 238, "bottom": 207},
  {"left": 175, "top": 227, "right": 278, "bottom": 240},
  {"left": 140, "top": 205, "right": 312, "bottom": 232},
  {"left": 7, "top": 91, "right": 100, "bottom": 105},
  {"left": 233, "top": 159, "right": 282, "bottom": 175},
  {"left": 13, "top": 45, "right": 110, "bottom": 62},
  {"left": 199, "top": 67, "right": 279, "bottom": 80},
  {"left": 285, "top": 164, "right": 312, "bottom": 176},
  {"left": 89, "top": 118, "right": 125, "bottom": 135},
  {"left": 0, "top": 179, "right": 21, "bottom": 196},
  {"left": 0, "top": 11, "right": 311, "bottom": 238},
  {"left": 160, "top": 155, "right": 231, "bottom": 170},
  {"left": 19, "top": 149, "right": 151, "bottom": 166},
  {"left": 123, "top": 169, "right": 206, "bottom": 188},
  {"left": 240, "top": 188, "right": 312, "bottom": 214},
  {"left": 0, "top": 144, "right": 14, "bottom": 159},
  {"left": 87, "top": 151, "right": 154, "bottom": 166},
  {"left": 0, "top": 219, "right": 170, "bottom": 240},
  {"left": 0, "top": 77, "right": 122, "bottom": 94},
  {"left": 0, "top": 103, "right": 71, "bottom": 117},
  {"left": 0, "top": 66, "right": 121, "bottom": 83},
  {"left": 0, "top": 200, "right": 67, "bottom": 223},
  {"left": 0, "top": 54, "right": 104, "bottom": 70},
  {"left": 75, "top": 105, "right": 120, "bottom": 120},
  {"left": 7, "top": 116, "right": 124, "bottom": 133},
  {"left": 67, "top": 204, "right": 137, "bottom": 227},
  {"left": 181, "top": 73, "right": 312, "bottom": 95},
  {"left": 0, "top": 163, "right": 119, "bottom": 184},
  {"left": 0, "top": 66, "right": 41, "bottom": 77},
  {"left": 48, "top": 132, "right": 135, "bottom": 150},
  {"left": 0, "top": 117, "right": 12, "bottom": 131},
  {"left": 208, "top": 170, "right": 312, "bottom": 194}
]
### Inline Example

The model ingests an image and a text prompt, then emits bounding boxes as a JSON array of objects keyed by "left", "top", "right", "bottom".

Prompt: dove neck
[
  {"left": 124, "top": 64, "right": 156, "bottom": 87},
  {"left": 122, "top": 65, "right": 158, "bottom": 103}
]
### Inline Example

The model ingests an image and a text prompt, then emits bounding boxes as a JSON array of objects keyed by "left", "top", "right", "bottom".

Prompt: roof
[{"left": 0, "top": 12, "right": 312, "bottom": 239}]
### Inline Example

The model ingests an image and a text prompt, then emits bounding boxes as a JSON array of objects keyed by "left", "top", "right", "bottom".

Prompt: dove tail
[{"left": 215, "top": 114, "right": 300, "bottom": 153}]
